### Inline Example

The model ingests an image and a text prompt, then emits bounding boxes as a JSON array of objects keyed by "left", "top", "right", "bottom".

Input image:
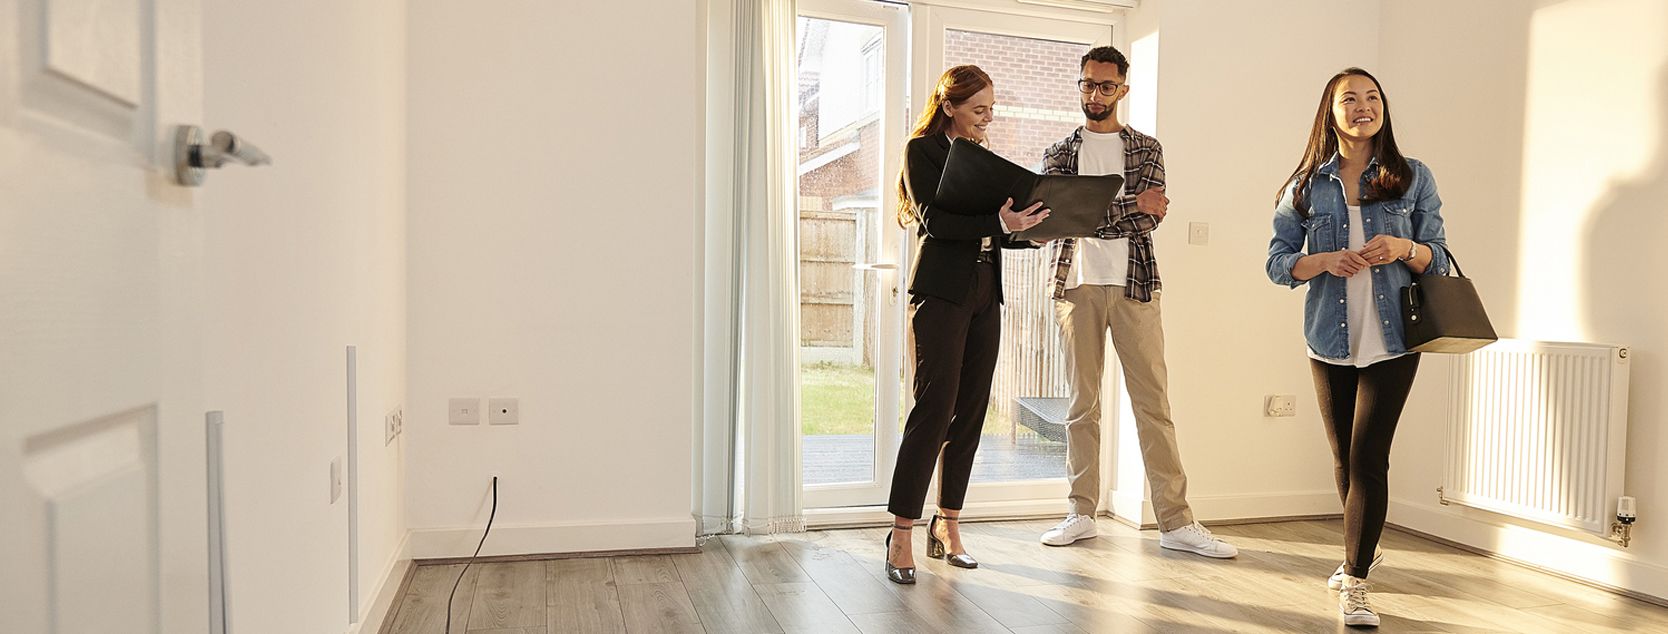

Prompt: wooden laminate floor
[{"left": 381, "top": 519, "right": 1668, "bottom": 633}]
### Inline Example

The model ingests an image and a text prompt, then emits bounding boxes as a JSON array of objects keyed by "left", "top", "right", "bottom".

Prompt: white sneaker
[
  {"left": 1157, "top": 522, "right": 1238, "bottom": 558},
  {"left": 1328, "top": 549, "right": 1385, "bottom": 590},
  {"left": 1040, "top": 514, "right": 1098, "bottom": 546},
  {"left": 1338, "top": 576, "right": 1381, "bottom": 627}
]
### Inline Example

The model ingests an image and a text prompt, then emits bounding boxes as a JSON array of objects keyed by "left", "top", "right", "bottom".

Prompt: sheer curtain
[{"left": 695, "top": 0, "right": 803, "bottom": 536}]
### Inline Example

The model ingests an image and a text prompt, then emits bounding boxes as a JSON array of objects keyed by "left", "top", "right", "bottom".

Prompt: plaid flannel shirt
[{"left": 1041, "top": 126, "right": 1166, "bottom": 302}]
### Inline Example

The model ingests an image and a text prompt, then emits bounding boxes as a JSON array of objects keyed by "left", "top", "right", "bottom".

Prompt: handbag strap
[{"left": 1430, "top": 242, "right": 1466, "bottom": 278}]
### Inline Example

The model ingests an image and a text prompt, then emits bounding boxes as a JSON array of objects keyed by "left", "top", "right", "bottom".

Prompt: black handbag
[{"left": 1400, "top": 246, "right": 1498, "bottom": 354}]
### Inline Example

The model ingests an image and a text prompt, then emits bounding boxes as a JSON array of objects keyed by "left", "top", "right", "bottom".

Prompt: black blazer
[{"left": 900, "top": 134, "right": 1037, "bottom": 305}]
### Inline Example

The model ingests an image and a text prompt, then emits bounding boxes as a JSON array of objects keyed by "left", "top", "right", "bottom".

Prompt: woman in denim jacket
[{"left": 1265, "top": 67, "right": 1451, "bottom": 628}]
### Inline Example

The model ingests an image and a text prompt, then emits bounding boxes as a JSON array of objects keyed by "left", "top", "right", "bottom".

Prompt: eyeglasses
[{"left": 1077, "top": 79, "right": 1123, "bottom": 96}]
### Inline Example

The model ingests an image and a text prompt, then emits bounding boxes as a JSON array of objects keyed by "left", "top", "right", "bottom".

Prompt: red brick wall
[
  {"left": 945, "top": 31, "right": 1090, "bottom": 433},
  {"left": 799, "top": 119, "right": 882, "bottom": 205},
  {"left": 945, "top": 29, "right": 1089, "bottom": 168}
]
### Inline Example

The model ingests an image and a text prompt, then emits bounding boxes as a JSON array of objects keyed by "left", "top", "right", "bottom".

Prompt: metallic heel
[
  {"left": 884, "top": 529, "right": 916, "bottom": 584},
  {"left": 926, "top": 515, "right": 947, "bottom": 559},
  {"left": 930, "top": 515, "right": 978, "bottom": 569}
]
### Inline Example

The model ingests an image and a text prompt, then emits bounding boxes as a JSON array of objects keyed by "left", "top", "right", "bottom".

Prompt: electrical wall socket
[
  {"left": 449, "top": 397, "right": 480, "bottom": 425},
  {"left": 1265, "top": 394, "right": 1297, "bottom": 417},
  {"left": 488, "top": 398, "right": 519, "bottom": 425}
]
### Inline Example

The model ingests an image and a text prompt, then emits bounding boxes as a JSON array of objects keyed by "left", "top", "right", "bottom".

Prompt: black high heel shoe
[
  {"left": 927, "top": 514, "right": 978, "bottom": 569},
  {"left": 884, "top": 526, "right": 916, "bottom": 584}
]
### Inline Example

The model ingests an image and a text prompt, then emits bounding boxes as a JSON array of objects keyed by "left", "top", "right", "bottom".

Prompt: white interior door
[
  {"left": 0, "top": 1, "right": 208, "bottom": 632},
  {"left": 909, "top": 3, "right": 1116, "bottom": 513},
  {"left": 797, "top": 0, "right": 909, "bottom": 510}
]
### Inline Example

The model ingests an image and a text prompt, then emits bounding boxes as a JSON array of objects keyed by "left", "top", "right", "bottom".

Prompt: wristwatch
[{"left": 1400, "top": 241, "right": 1418, "bottom": 261}]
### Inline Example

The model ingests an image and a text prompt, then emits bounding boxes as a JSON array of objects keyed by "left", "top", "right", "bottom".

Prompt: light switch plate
[
  {"left": 488, "top": 398, "right": 519, "bottom": 425},
  {"left": 1188, "top": 222, "right": 1210, "bottom": 246},
  {"left": 449, "top": 397, "right": 480, "bottom": 425}
]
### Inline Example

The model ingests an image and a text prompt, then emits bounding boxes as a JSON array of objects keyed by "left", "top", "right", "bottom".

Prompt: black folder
[{"left": 932, "top": 137, "right": 1124, "bottom": 242}]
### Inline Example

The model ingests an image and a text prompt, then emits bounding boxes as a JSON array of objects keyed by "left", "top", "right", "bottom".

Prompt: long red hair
[{"left": 896, "top": 65, "right": 993, "bottom": 227}]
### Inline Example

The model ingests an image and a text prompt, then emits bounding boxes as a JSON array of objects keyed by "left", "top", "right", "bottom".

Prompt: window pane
[{"left": 798, "top": 16, "right": 887, "bottom": 487}]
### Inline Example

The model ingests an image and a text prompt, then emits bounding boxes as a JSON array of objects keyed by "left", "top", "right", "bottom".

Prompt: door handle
[
  {"left": 853, "top": 263, "right": 901, "bottom": 305},
  {"left": 174, "top": 125, "right": 272, "bottom": 186}
]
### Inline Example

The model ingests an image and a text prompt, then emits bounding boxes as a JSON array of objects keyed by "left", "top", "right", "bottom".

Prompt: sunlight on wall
[
  {"left": 1501, "top": 1, "right": 1659, "bottom": 585},
  {"left": 1113, "top": 380, "right": 1145, "bottom": 518},
  {"left": 1129, "top": 32, "right": 1160, "bottom": 135},
  {"left": 1495, "top": 518, "right": 1630, "bottom": 583},
  {"left": 1515, "top": 0, "right": 1667, "bottom": 339}
]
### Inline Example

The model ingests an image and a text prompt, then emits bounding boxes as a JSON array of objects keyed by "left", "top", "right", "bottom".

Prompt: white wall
[
  {"left": 1379, "top": 0, "right": 1668, "bottom": 600},
  {"left": 202, "top": 1, "right": 408, "bottom": 631},
  {"left": 405, "top": 0, "right": 701, "bottom": 557},
  {"left": 1124, "top": 0, "right": 1668, "bottom": 601},
  {"left": 187, "top": 2, "right": 1667, "bottom": 623},
  {"left": 1106, "top": 0, "right": 1383, "bottom": 523}
]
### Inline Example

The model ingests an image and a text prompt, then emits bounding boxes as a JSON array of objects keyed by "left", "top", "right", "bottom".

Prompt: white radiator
[{"left": 1440, "top": 339, "right": 1631, "bottom": 536}]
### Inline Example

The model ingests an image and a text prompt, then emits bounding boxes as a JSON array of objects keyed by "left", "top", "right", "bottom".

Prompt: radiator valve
[
  {"left": 1611, "top": 496, "right": 1637, "bottom": 547},
  {"left": 1618, "top": 496, "right": 1638, "bottom": 524}
]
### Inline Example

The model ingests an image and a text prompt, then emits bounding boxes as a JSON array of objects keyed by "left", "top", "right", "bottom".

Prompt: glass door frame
[
  {"left": 800, "top": 0, "right": 1128, "bottom": 524},
  {"left": 798, "top": 0, "right": 911, "bottom": 510},
  {"left": 908, "top": 2, "right": 1120, "bottom": 513}
]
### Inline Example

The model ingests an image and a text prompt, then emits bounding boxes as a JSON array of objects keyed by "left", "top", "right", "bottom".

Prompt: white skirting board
[
  {"left": 407, "top": 517, "right": 698, "bottom": 560},
  {"left": 1389, "top": 498, "right": 1668, "bottom": 604},
  {"left": 1111, "top": 488, "right": 1343, "bottom": 528},
  {"left": 804, "top": 498, "right": 1069, "bottom": 529},
  {"left": 803, "top": 490, "right": 1345, "bottom": 531},
  {"left": 348, "top": 532, "right": 411, "bottom": 634}
]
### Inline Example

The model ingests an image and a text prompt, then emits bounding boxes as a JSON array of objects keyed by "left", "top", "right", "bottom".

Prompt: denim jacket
[{"left": 1265, "top": 155, "right": 1452, "bottom": 360}]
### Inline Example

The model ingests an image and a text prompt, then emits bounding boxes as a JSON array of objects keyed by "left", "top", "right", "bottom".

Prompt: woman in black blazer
[{"left": 883, "top": 65, "right": 1048, "bottom": 584}]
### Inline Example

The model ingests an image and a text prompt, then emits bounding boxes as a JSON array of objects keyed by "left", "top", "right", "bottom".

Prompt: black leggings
[{"left": 1311, "top": 353, "right": 1420, "bottom": 579}]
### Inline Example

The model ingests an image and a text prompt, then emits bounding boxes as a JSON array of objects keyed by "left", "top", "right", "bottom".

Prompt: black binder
[{"left": 932, "top": 137, "right": 1124, "bottom": 242}]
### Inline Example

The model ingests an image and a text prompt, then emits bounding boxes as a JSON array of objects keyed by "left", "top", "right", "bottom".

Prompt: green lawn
[
  {"left": 800, "top": 362, "right": 876, "bottom": 436},
  {"left": 799, "top": 362, "right": 1017, "bottom": 437}
]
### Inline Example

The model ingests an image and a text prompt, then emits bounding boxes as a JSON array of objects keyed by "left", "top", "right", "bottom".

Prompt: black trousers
[
  {"left": 887, "top": 259, "right": 1000, "bottom": 520},
  {"left": 1310, "top": 353, "right": 1421, "bottom": 579}
]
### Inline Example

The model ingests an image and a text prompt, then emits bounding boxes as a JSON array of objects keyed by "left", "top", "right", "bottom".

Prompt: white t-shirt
[
  {"left": 1310, "top": 204, "right": 1403, "bottom": 368},
  {"left": 1071, "top": 129, "right": 1129, "bottom": 287}
]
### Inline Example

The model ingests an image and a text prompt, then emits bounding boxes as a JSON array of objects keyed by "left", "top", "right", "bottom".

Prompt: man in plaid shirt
[{"left": 1036, "top": 46, "right": 1237, "bottom": 560}]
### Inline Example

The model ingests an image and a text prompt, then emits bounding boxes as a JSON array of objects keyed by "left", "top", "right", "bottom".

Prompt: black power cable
[{"left": 445, "top": 476, "right": 497, "bottom": 633}]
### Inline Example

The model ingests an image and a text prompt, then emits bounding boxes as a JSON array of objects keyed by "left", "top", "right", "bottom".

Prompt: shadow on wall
[{"left": 1582, "top": 61, "right": 1668, "bottom": 535}]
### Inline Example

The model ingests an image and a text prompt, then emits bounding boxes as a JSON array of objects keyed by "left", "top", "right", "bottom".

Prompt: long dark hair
[
  {"left": 896, "top": 65, "right": 993, "bottom": 228},
  {"left": 1276, "top": 68, "right": 1411, "bottom": 216}
]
